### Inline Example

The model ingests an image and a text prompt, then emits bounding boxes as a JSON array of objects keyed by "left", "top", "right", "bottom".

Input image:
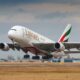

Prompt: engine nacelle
[
  {"left": 0, "top": 43, "right": 9, "bottom": 51},
  {"left": 54, "top": 42, "right": 65, "bottom": 51}
]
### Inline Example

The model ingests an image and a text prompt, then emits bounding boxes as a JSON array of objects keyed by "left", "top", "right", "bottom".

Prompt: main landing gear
[
  {"left": 23, "top": 54, "right": 53, "bottom": 60},
  {"left": 23, "top": 55, "right": 40, "bottom": 60}
]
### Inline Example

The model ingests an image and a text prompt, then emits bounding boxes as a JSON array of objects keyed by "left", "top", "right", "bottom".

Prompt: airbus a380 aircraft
[{"left": 0, "top": 24, "right": 80, "bottom": 59}]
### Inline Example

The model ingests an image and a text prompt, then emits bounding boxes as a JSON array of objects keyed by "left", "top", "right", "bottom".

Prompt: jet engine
[
  {"left": 0, "top": 43, "right": 9, "bottom": 51},
  {"left": 54, "top": 42, "right": 65, "bottom": 51}
]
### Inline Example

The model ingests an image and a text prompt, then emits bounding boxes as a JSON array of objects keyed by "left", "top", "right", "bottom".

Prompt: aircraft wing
[
  {"left": 1, "top": 42, "right": 80, "bottom": 54},
  {"left": 33, "top": 43, "right": 55, "bottom": 52},
  {"left": 33, "top": 42, "right": 80, "bottom": 52},
  {"left": 8, "top": 42, "right": 80, "bottom": 51},
  {"left": 63, "top": 42, "right": 80, "bottom": 49}
]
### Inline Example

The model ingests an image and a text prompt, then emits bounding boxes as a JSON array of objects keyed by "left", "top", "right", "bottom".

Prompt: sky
[{"left": 0, "top": 0, "right": 80, "bottom": 59}]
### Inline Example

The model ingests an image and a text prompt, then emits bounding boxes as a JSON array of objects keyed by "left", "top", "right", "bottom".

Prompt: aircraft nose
[{"left": 8, "top": 30, "right": 16, "bottom": 40}]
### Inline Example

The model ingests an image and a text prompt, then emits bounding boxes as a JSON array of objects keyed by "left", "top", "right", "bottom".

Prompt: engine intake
[
  {"left": 0, "top": 43, "right": 5, "bottom": 49},
  {"left": 54, "top": 42, "right": 65, "bottom": 51},
  {"left": 0, "top": 43, "right": 9, "bottom": 51},
  {"left": 55, "top": 43, "right": 60, "bottom": 49}
]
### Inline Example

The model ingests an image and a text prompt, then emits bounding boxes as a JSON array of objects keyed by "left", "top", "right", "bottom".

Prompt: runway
[
  {"left": 0, "top": 61, "right": 80, "bottom": 80},
  {"left": 0, "top": 61, "right": 80, "bottom": 73}
]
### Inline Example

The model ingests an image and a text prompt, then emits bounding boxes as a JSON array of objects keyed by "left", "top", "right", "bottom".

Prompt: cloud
[
  {"left": 0, "top": 1, "right": 80, "bottom": 25},
  {"left": 36, "top": 12, "right": 74, "bottom": 19},
  {"left": 36, "top": 11, "right": 80, "bottom": 20},
  {"left": 0, "top": 0, "right": 80, "bottom": 5},
  {"left": 0, "top": 3, "right": 80, "bottom": 24}
]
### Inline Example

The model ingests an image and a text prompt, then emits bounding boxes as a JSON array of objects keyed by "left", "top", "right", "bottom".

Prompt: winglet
[{"left": 58, "top": 24, "right": 72, "bottom": 42}]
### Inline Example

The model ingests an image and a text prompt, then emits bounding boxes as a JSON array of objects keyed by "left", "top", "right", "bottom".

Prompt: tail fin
[{"left": 58, "top": 24, "right": 72, "bottom": 42}]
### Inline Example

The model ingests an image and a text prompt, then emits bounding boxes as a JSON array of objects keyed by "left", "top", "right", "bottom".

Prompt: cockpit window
[{"left": 11, "top": 29, "right": 17, "bottom": 31}]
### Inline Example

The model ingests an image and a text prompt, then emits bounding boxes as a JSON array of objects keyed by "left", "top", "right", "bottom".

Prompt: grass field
[{"left": 0, "top": 62, "right": 80, "bottom": 80}]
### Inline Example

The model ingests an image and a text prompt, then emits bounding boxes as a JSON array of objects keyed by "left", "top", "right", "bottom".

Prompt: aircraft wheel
[
  {"left": 42, "top": 56, "right": 49, "bottom": 59},
  {"left": 32, "top": 56, "right": 40, "bottom": 60},
  {"left": 42, "top": 55, "right": 53, "bottom": 59},
  {"left": 24, "top": 55, "right": 30, "bottom": 59}
]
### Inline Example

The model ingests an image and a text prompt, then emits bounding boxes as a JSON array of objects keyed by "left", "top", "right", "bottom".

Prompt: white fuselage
[{"left": 8, "top": 25, "right": 54, "bottom": 48}]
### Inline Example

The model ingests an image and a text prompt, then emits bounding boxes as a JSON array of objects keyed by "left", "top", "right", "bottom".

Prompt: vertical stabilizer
[{"left": 58, "top": 24, "right": 72, "bottom": 42}]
